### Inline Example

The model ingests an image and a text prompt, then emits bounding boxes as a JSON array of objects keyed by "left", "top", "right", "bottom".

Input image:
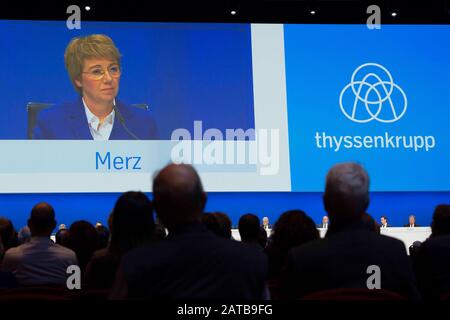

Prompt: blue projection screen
[
  {"left": 284, "top": 24, "right": 450, "bottom": 192},
  {"left": 0, "top": 21, "right": 449, "bottom": 195}
]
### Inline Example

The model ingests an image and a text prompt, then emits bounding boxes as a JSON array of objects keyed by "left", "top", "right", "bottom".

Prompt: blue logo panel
[{"left": 285, "top": 25, "right": 450, "bottom": 191}]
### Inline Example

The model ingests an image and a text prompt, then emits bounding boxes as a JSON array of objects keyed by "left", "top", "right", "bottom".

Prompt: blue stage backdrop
[{"left": 1, "top": 192, "right": 448, "bottom": 231}]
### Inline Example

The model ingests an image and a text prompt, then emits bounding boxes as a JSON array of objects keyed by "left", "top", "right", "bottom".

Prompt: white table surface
[{"left": 232, "top": 227, "right": 431, "bottom": 254}]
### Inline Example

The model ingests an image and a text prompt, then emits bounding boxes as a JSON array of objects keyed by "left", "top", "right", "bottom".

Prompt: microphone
[{"left": 113, "top": 103, "right": 140, "bottom": 140}]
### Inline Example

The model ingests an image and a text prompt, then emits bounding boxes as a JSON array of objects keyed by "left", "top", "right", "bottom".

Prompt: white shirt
[
  {"left": 83, "top": 98, "right": 115, "bottom": 140},
  {"left": 1, "top": 237, "right": 78, "bottom": 286}
]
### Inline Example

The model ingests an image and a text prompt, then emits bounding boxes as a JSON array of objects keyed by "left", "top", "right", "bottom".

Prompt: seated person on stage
[
  {"left": 380, "top": 215, "right": 390, "bottom": 228},
  {"left": 404, "top": 215, "right": 420, "bottom": 228},
  {"left": 33, "top": 34, "right": 158, "bottom": 140},
  {"left": 261, "top": 217, "right": 271, "bottom": 231},
  {"left": 318, "top": 215, "right": 329, "bottom": 229},
  {"left": 1, "top": 203, "right": 78, "bottom": 286},
  {"left": 281, "top": 162, "right": 420, "bottom": 300}
]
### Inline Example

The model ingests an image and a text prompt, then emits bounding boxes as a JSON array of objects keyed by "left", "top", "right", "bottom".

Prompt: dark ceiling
[{"left": 2, "top": 0, "right": 450, "bottom": 24}]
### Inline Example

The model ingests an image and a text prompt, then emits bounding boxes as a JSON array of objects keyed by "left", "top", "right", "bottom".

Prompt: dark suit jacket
[
  {"left": 414, "top": 234, "right": 450, "bottom": 300},
  {"left": 404, "top": 224, "right": 421, "bottom": 227},
  {"left": 85, "top": 248, "right": 121, "bottom": 289},
  {"left": 282, "top": 222, "right": 420, "bottom": 300},
  {"left": 114, "top": 222, "right": 268, "bottom": 299},
  {"left": 0, "top": 271, "right": 18, "bottom": 289},
  {"left": 33, "top": 98, "right": 158, "bottom": 140}
]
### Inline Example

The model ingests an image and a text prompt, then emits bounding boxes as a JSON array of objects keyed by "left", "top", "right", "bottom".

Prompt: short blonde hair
[{"left": 64, "top": 34, "right": 122, "bottom": 95}]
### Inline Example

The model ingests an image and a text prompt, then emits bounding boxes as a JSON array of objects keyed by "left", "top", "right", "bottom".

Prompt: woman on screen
[{"left": 33, "top": 34, "right": 158, "bottom": 140}]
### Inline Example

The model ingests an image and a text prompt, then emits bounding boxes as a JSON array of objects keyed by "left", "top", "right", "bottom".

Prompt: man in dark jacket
[
  {"left": 282, "top": 162, "right": 420, "bottom": 300},
  {"left": 111, "top": 164, "right": 267, "bottom": 299}
]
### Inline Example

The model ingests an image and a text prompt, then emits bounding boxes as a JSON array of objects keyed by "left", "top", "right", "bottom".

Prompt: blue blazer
[{"left": 33, "top": 98, "right": 159, "bottom": 140}]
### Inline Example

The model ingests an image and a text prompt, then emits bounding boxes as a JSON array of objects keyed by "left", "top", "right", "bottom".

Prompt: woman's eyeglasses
[{"left": 82, "top": 64, "right": 121, "bottom": 80}]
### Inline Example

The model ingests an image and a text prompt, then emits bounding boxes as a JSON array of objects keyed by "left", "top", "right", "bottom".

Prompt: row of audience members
[{"left": 0, "top": 162, "right": 449, "bottom": 300}]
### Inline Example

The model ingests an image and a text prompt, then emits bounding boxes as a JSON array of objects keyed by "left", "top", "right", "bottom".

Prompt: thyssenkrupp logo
[{"left": 339, "top": 63, "right": 407, "bottom": 123}]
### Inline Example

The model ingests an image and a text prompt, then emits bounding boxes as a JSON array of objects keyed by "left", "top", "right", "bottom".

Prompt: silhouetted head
[
  {"left": 212, "top": 212, "right": 232, "bottom": 239},
  {"left": 431, "top": 204, "right": 450, "bottom": 237},
  {"left": 202, "top": 213, "right": 222, "bottom": 236},
  {"left": 18, "top": 226, "right": 31, "bottom": 244},
  {"left": 0, "top": 218, "right": 18, "bottom": 250},
  {"left": 95, "top": 224, "right": 110, "bottom": 250},
  {"left": 152, "top": 164, "right": 206, "bottom": 232},
  {"left": 55, "top": 228, "right": 70, "bottom": 247},
  {"left": 67, "top": 220, "right": 98, "bottom": 272},
  {"left": 202, "top": 212, "right": 232, "bottom": 239},
  {"left": 258, "top": 226, "right": 268, "bottom": 248},
  {"left": 409, "top": 241, "right": 422, "bottom": 258},
  {"left": 107, "top": 211, "right": 113, "bottom": 231},
  {"left": 361, "top": 213, "right": 380, "bottom": 233},
  {"left": 271, "top": 210, "right": 319, "bottom": 252},
  {"left": 238, "top": 213, "right": 260, "bottom": 243},
  {"left": 27, "top": 202, "right": 56, "bottom": 237},
  {"left": 110, "top": 191, "right": 155, "bottom": 255},
  {"left": 323, "top": 162, "right": 370, "bottom": 229}
]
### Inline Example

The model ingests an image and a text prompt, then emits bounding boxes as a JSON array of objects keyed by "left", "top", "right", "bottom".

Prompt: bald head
[
  {"left": 28, "top": 202, "right": 56, "bottom": 237},
  {"left": 324, "top": 162, "right": 370, "bottom": 224},
  {"left": 153, "top": 164, "right": 206, "bottom": 230}
]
